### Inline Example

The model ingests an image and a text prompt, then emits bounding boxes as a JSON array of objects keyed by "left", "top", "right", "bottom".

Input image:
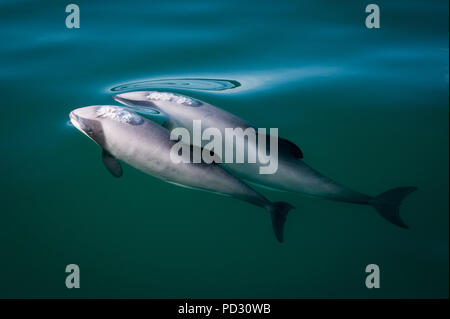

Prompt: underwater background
[{"left": 0, "top": 0, "right": 448, "bottom": 298}]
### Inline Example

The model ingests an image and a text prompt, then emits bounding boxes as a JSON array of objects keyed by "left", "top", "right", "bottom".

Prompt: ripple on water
[{"left": 110, "top": 78, "right": 241, "bottom": 92}]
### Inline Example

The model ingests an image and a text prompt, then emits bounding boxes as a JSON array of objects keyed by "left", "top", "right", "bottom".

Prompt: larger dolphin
[
  {"left": 69, "top": 105, "right": 294, "bottom": 242},
  {"left": 114, "top": 91, "right": 417, "bottom": 228}
]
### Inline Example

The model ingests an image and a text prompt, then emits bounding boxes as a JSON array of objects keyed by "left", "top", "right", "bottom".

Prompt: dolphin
[
  {"left": 69, "top": 105, "right": 294, "bottom": 242},
  {"left": 114, "top": 91, "right": 417, "bottom": 228}
]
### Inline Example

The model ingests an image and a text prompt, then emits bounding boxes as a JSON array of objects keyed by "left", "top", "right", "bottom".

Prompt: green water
[{"left": 0, "top": 0, "right": 448, "bottom": 298}]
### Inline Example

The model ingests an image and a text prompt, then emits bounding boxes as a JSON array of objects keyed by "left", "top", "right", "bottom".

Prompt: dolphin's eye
[
  {"left": 96, "top": 106, "right": 144, "bottom": 125},
  {"left": 146, "top": 92, "right": 201, "bottom": 107}
]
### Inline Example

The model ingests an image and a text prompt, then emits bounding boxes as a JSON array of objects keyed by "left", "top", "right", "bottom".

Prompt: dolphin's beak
[
  {"left": 69, "top": 110, "right": 78, "bottom": 125},
  {"left": 113, "top": 91, "right": 148, "bottom": 106},
  {"left": 69, "top": 110, "right": 84, "bottom": 132}
]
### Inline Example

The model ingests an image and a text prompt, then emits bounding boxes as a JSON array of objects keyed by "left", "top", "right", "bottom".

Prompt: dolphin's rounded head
[
  {"left": 69, "top": 106, "right": 101, "bottom": 141},
  {"left": 113, "top": 91, "right": 203, "bottom": 110},
  {"left": 69, "top": 105, "right": 144, "bottom": 146}
]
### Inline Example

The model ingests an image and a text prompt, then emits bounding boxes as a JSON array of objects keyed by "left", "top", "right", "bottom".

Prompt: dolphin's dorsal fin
[
  {"left": 102, "top": 149, "right": 123, "bottom": 177},
  {"left": 263, "top": 135, "right": 303, "bottom": 158},
  {"left": 278, "top": 137, "right": 303, "bottom": 158},
  {"left": 174, "top": 138, "right": 222, "bottom": 164},
  {"left": 189, "top": 144, "right": 222, "bottom": 164},
  {"left": 258, "top": 134, "right": 304, "bottom": 159}
]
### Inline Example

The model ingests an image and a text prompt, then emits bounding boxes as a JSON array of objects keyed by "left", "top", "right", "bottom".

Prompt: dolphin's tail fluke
[
  {"left": 371, "top": 186, "right": 418, "bottom": 228},
  {"left": 267, "top": 202, "right": 295, "bottom": 243}
]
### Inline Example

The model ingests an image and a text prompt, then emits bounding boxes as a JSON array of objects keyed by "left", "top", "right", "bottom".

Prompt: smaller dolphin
[
  {"left": 114, "top": 91, "right": 417, "bottom": 229},
  {"left": 69, "top": 105, "right": 294, "bottom": 242}
]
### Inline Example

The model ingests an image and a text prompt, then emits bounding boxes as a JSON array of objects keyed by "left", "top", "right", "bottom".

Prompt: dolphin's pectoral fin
[
  {"left": 102, "top": 149, "right": 123, "bottom": 178},
  {"left": 278, "top": 137, "right": 303, "bottom": 158}
]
